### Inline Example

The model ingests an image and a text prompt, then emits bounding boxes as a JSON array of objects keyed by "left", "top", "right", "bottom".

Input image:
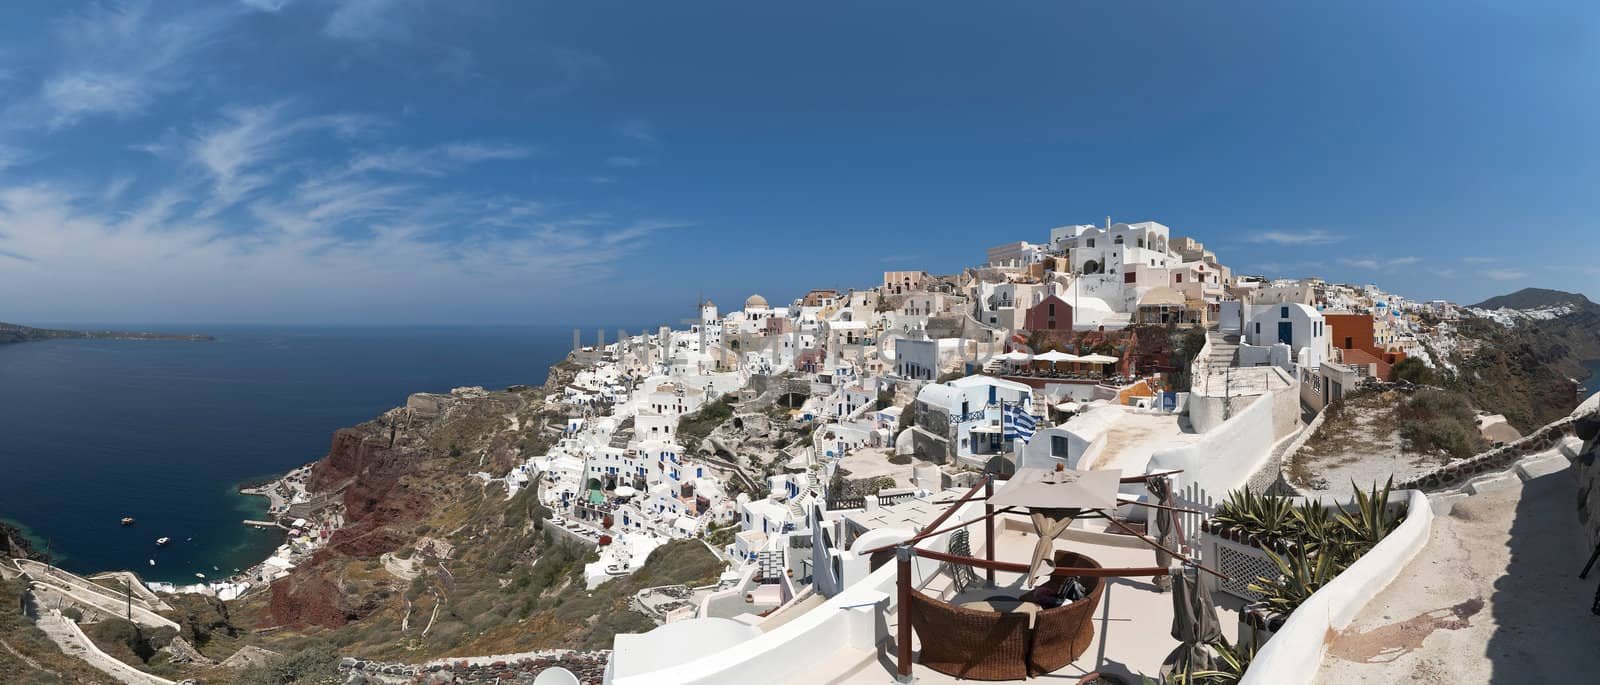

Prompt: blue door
[{"left": 1277, "top": 321, "right": 1294, "bottom": 346}]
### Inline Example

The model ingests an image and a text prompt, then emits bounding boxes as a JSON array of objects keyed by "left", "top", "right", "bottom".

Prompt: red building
[
  {"left": 1023, "top": 295, "right": 1074, "bottom": 332},
  {"left": 1324, "top": 313, "right": 1407, "bottom": 368}
]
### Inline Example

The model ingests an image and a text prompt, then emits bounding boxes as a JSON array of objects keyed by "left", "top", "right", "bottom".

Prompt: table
[{"left": 960, "top": 596, "right": 1043, "bottom": 628}]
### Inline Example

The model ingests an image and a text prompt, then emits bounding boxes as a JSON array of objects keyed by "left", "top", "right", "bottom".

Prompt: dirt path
[
  {"left": 35, "top": 610, "right": 176, "bottom": 685},
  {"left": 1316, "top": 465, "right": 1600, "bottom": 683}
]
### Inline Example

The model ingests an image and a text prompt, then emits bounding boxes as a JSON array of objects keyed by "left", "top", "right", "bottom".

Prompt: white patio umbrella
[
  {"left": 613, "top": 486, "right": 638, "bottom": 498},
  {"left": 1000, "top": 350, "right": 1033, "bottom": 363},
  {"left": 1079, "top": 353, "right": 1120, "bottom": 365},
  {"left": 1034, "top": 350, "right": 1075, "bottom": 363}
]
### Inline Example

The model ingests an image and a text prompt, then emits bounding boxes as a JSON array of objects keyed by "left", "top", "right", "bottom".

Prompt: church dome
[{"left": 745, "top": 294, "right": 769, "bottom": 309}]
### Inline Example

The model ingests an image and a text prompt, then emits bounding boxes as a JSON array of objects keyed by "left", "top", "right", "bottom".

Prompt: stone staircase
[{"left": 1206, "top": 331, "right": 1241, "bottom": 368}]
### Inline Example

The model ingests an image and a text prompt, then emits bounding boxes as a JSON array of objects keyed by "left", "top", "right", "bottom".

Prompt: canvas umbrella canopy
[
  {"left": 1034, "top": 350, "right": 1076, "bottom": 363},
  {"left": 1079, "top": 353, "right": 1120, "bottom": 365},
  {"left": 1169, "top": 567, "right": 1222, "bottom": 676},
  {"left": 999, "top": 350, "right": 1033, "bottom": 363},
  {"left": 1146, "top": 474, "right": 1181, "bottom": 591},
  {"left": 987, "top": 466, "right": 1122, "bottom": 588}
]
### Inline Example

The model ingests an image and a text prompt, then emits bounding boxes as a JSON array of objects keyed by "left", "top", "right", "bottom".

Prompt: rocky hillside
[
  {"left": 1452, "top": 295, "right": 1600, "bottom": 431},
  {"left": 0, "top": 320, "right": 213, "bottom": 343},
  {"left": 220, "top": 355, "right": 721, "bottom": 669},
  {"left": 1471, "top": 287, "right": 1593, "bottom": 310}
]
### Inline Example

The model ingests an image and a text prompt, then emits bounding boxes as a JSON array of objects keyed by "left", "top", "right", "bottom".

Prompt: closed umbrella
[
  {"left": 1147, "top": 474, "right": 1180, "bottom": 592},
  {"left": 1169, "top": 567, "right": 1222, "bottom": 676}
]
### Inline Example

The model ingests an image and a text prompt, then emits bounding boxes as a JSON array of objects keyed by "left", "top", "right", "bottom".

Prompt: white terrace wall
[
  {"left": 609, "top": 498, "right": 988, "bottom": 685},
  {"left": 1150, "top": 385, "right": 1289, "bottom": 499},
  {"left": 1240, "top": 489, "right": 1434, "bottom": 685}
]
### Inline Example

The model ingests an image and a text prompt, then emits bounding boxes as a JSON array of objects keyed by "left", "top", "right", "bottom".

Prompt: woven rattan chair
[
  {"left": 908, "top": 588, "right": 1032, "bottom": 681},
  {"left": 1025, "top": 550, "right": 1106, "bottom": 676}
]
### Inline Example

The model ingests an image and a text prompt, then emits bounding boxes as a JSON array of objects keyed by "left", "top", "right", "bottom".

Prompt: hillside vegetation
[{"left": 1470, "top": 287, "right": 1593, "bottom": 310}]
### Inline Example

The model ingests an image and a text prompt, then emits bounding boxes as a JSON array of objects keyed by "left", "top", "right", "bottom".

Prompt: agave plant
[
  {"left": 1247, "top": 543, "right": 1340, "bottom": 616},
  {"left": 1289, "top": 500, "right": 1340, "bottom": 558},
  {"left": 1336, "top": 476, "right": 1405, "bottom": 556},
  {"left": 1211, "top": 487, "right": 1298, "bottom": 543},
  {"left": 1165, "top": 637, "right": 1258, "bottom": 685}
]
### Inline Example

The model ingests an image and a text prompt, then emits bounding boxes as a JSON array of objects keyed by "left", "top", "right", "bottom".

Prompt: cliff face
[
  {"left": 1, "top": 520, "right": 40, "bottom": 561},
  {"left": 1452, "top": 304, "right": 1600, "bottom": 431}
]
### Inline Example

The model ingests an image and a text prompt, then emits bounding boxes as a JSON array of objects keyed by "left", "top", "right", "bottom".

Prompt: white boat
[
  {"left": 195, "top": 573, "right": 205, "bottom": 579},
  {"left": 155, "top": 537, "right": 171, "bottom": 546},
  {"left": 148, "top": 559, "right": 155, "bottom": 566}
]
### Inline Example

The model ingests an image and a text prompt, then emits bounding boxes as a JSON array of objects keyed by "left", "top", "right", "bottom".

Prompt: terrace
[{"left": 806, "top": 514, "right": 1247, "bottom": 683}]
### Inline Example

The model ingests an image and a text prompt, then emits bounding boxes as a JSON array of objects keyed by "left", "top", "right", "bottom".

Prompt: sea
[
  {"left": 0, "top": 325, "right": 604, "bottom": 583},
  {"left": 1585, "top": 358, "right": 1600, "bottom": 400}
]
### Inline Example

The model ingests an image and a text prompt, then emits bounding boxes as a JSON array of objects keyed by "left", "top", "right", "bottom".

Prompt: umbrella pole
[
  {"left": 896, "top": 544, "right": 914, "bottom": 682},
  {"left": 984, "top": 478, "right": 996, "bottom": 586}
]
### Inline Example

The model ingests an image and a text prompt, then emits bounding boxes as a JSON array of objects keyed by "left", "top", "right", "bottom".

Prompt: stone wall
[
  {"left": 337, "top": 650, "right": 609, "bottom": 684},
  {"left": 1572, "top": 395, "right": 1600, "bottom": 551}
]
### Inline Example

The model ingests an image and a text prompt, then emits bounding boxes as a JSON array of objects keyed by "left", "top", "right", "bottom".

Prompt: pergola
[{"left": 861, "top": 466, "right": 1227, "bottom": 680}]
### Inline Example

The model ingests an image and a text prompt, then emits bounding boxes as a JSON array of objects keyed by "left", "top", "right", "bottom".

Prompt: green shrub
[
  {"left": 1389, "top": 357, "right": 1434, "bottom": 385},
  {"left": 233, "top": 644, "right": 342, "bottom": 685}
]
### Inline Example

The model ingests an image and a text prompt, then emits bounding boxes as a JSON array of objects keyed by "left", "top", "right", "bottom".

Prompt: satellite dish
[{"left": 532, "top": 667, "right": 580, "bottom": 685}]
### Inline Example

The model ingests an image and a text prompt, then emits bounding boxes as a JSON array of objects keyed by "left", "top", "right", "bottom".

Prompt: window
[
  {"left": 1255, "top": 322, "right": 1261, "bottom": 335},
  {"left": 1124, "top": 271, "right": 1136, "bottom": 284},
  {"left": 1086, "top": 238, "right": 1095, "bottom": 248},
  {"left": 1114, "top": 236, "right": 1124, "bottom": 245},
  {"left": 1175, "top": 274, "right": 1183, "bottom": 284},
  {"left": 1280, "top": 306, "right": 1289, "bottom": 319},
  {"left": 1048, "top": 303, "right": 1055, "bottom": 316},
  {"left": 1051, "top": 435, "right": 1070, "bottom": 457}
]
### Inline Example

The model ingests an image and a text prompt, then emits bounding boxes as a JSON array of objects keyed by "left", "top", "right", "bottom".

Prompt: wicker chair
[
  {"left": 907, "top": 588, "right": 1032, "bottom": 681},
  {"left": 1025, "top": 550, "right": 1106, "bottom": 676}
]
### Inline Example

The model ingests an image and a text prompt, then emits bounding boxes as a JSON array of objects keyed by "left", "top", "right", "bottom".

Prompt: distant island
[
  {"left": 0, "top": 321, "right": 214, "bottom": 344},
  {"left": 1470, "top": 286, "right": 1593, "bottom": 310}
]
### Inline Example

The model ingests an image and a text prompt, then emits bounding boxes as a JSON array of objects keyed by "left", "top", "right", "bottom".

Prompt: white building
[{"left": 1240, "top": 303, "right": 1328, "bottom": 373}]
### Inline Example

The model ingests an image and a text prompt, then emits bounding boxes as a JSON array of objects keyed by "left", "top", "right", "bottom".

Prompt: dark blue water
[
  {"left": 1585, "top": 358, "right": 1600, "bottom": 399},
  {"left": 0, "top": 325, "right": 580, "bottom": 582}
]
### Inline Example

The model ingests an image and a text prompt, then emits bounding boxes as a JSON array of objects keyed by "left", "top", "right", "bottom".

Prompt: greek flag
[{"left": 1003, "top": 401, "right": 1037, "bottom": 443}]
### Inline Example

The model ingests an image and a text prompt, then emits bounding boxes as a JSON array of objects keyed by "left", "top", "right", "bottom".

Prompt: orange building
[{"left": 1324, "top": 312, "right": 1407, "bottom": 369}]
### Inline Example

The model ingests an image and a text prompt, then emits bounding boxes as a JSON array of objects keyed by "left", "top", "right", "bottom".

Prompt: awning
[{"left": 970, "top": 424, "right": 1003, "bottom": 434}]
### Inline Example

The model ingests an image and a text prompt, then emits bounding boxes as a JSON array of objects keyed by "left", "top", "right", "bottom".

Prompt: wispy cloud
[
  {"left": 239, "top": 0, "right": 292, "bottom": 11},
  {"left": 1485, "top": 269, "right": 1525, "bottom": 281},
  {"left": 344, "top": 142, "right": 532, "bottom": 177},
  {"left": 606, "top": 156, "right": 642, "bottom": 168},
  {"left": 323, "top": 0, "right": 422, "bottom": 43},
  {"left": 1338, "top": 256, "right": 1420, "bottom": 270},
  {"left": 1461, "top": 256, "right": 1494, "bottom": 264},
  {"left": 23, "top": 2, "right": 236, "bottom": 128},
  {"left": 1426, "top": 267, "right": 1457, "bottom": 278},
  {"left": 618, "top": 118, "right": 658, "bottom": 144},
  {"left": 1248, "top": 229, "right": 1343, "bottom": 245}
]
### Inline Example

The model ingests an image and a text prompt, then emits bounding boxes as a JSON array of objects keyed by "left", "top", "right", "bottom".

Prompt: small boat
[
  {"left": 148, "top": 559, "right": 155, "bottom": 566},
  {"left": 155, "top": 537, "right": 171, "bottom": 546},
  {"left": 120, "top": 517, "right": 136, "bottom": 526},
  {"left": 194, "top": 573, "right": 205, "bottom": 579}
]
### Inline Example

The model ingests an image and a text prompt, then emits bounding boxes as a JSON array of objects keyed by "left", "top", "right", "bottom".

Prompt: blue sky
[{"left": 0, "top": 1, "right": 1596, "bottom": 326}]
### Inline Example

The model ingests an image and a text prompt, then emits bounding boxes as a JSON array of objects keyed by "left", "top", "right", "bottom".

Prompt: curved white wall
[
  {"left": 1240, "top": 489, "right": 1434, "bottom": 685},
  {"left": 1150, "top": 391, "right": 1277, "bottom": 496}
]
